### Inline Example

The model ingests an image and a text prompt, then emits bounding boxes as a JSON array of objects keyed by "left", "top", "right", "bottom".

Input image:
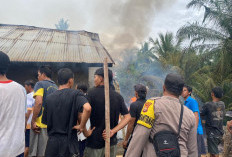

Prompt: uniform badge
[{"left": 143, "top": 102, "right": 152, "bottom": 112}]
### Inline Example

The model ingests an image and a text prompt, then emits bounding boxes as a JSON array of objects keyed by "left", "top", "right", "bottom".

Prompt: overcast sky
[
  {"left": 151, "top": 0, "right": 203, "bottom": 37},
  {"left": 0, "top": 0, "right": 204, "bottom": 56}
]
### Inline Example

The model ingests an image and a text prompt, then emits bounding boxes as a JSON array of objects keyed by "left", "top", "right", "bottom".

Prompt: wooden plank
[{"left": 104, "top": 58, "right": 110, "bottom": 157}]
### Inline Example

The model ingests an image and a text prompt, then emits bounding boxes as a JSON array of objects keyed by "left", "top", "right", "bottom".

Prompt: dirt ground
[{"left": 116, "top": 141, "right": 125, "bottom": 156}]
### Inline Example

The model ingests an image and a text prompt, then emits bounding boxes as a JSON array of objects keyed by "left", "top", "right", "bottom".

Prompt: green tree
[
  {"left": 55, "top": 18, "right": 69, "bottom": 30},
  {"left": 177, "top": 0, "right": 232, "bottom": 109},
  {"left": 149, "top": 32, "right": 183, "bottom": 68},
  {"left": 149, "top": 32, "right": 201, "bottom": 81}
]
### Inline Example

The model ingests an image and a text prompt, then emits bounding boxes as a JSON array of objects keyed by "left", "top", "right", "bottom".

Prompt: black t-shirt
[
  {"left": 129, "top": 98, "right": 147, "bottom": 127},
  {"left": 42, "top": 89, "right": 88, "bottom": 136},
  {"left": 201, "top": 101, "right": 225, "bottom": 135},
  {"left": 86, "top": 85, "right": 129, "bottom": 149}
]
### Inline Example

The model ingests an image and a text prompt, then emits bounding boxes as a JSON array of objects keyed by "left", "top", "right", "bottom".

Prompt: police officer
[
  {"left": 223, "top": 111, "right": 232, "bottom": 157},
  {"left": 125, "top": 73, "right": 198, "bottom": 157}
]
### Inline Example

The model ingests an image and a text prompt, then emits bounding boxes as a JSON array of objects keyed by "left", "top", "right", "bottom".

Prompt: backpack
[{"left": 150, "top": 103, "right": 184, "bottom": 157}]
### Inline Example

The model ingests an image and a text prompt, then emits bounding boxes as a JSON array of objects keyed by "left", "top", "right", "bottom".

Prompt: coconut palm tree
[
  {"left": 55, "top": 18, "right": 69, "bottom": 30},
  {"left": 177, "top": 0, "right": 232, "bottom": 109},
  {"left": 177, "top": 0, "right": 232, "bottom": 45},
  {"left": 149, "top": 32, "right": 203, "bottom": 81},
  {"left": 149, "top": 32, "right": 184, "bottom": 67}
]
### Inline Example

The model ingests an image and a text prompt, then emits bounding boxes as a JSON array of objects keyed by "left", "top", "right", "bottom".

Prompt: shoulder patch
[
  {"left": 142, "top": 101, "right": 152, "bottom": 112},
  {"left": 137, "top": 99, "right": 155, "bottom": 129}
]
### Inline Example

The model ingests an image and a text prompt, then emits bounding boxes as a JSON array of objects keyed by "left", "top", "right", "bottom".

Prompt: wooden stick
[{"left": 104, "top": 58, "right": 110, "bottom": 157}]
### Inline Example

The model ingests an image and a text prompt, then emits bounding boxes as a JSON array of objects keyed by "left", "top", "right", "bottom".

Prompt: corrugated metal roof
[{"left": 0, "top": 24, "right": 114, "bottom": 64}]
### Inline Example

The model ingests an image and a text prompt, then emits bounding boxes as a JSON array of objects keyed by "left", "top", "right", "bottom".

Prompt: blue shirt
[{"left": 184, "top": 96, "right": 203, "bottom": 135}]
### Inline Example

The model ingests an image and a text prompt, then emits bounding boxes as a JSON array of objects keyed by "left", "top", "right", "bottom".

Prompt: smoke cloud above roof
[{"left": 0, "top": 0, "right": 177, "bottom": 56}]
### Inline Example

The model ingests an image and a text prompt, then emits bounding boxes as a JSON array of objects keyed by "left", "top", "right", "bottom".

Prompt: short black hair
[
  {"left": 24, "top": 80, "right": 35, "bottom": 88},
  {"left": 212, "top": 87, "right": 223, "bottom": 99},
  {"left": 134, "top": 84, "right": 147, "bottom": 92},
  {"left": 57, "top": 68, "right": 74, "bottom": 85},
  {"left": 134, "top": 84, "right": 147, "bottom": 99},
  {"left": 164, "top": 73, "right": 185, "bottom": 97},
  {"left": 94, "top": 68, "right": 113, "bottom": 83},
  {"left": 183, "top": 84, "right": 192, "bottom": 96},
  {"left": 137, "top": 91, "right": 147, "bottom": 99},
  {"left": 0, "top": 51, "right": 10, "bottom": 75},
  {"left": 77, "top": 83, "right": 88, "bottom": 93},
  {"left": 38, "top": 65, "right": 52, "bottom": 78}
]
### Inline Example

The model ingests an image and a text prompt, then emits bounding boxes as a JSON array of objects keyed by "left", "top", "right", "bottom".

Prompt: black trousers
[
  {"left": 79, "top": 139, "right": 86, "bottom": 157},
  {"left": 45, "top": 135, "right": 70, "bottom": 157}
]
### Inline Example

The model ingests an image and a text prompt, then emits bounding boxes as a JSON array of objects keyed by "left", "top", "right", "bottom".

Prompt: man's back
[
  {"left": 87, "top": 85, "right": 128, "bottom": 148},
  {"left": 202, "top": 101, "right": 225, "bottom": 134},
  {"left": 126, "top": 96, "right": 197, "bottom": 157},
  {"left": 42, "top": 89, "right": 86, "bottom": 136},
  {"left": 150, "top": 96, "right": 197, "bottom": 156},
  {"left": 0, "top": 81, "right": 26, "bottom": 157}
]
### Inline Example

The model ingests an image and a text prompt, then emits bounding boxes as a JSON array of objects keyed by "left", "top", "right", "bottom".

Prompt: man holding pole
[{"left": 84, "top": 68, "right": 131, "bottom": 157}]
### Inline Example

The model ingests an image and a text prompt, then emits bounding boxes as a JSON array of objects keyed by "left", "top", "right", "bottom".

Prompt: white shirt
[
  {"left": 78, "top": 119, "right": 90, "bottom": 141},
  {"left": 26, "top": 92, "right": 34, "bottom": 126},
  {"left": 0, "top": 81, "right": 26, "bottom": 157}
]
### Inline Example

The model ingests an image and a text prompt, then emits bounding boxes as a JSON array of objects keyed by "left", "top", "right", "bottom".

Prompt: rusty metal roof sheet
[{"left": 0, "top": 24, "right": 114, "bottom": 64}]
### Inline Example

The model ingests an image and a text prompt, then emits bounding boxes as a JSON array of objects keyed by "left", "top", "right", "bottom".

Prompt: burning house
[{"left": 0, "top": 24, "right": 114, "bottom": 87}]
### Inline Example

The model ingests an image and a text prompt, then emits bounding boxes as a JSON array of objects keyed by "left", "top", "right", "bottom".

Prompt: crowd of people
[{"left": 0, "top": 50, "right": 232, "bottom": 157}]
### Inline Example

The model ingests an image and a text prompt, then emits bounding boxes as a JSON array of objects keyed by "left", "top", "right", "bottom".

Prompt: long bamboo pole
[{"left": 104, "top": 58, "right": 110, "bottom": 157}]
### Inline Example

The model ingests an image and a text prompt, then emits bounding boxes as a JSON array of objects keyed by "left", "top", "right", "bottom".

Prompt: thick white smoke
[
  {"left": 0, "top": 0, "right": 176, "bottom": 57},
  {"left": 83, "top": 0, "right": 177, "bottom": 56}
]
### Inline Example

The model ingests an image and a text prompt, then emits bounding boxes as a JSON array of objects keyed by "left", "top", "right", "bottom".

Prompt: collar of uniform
[
  {"left": 137, "top": 98, "right": 146, "bottom": 101},
  {"left": 95, "top": 85, "right": 116, "bottom": 90},
  {"left": 162, "top": 96, "right": 179, "bottom": 103},
  {"left": 96, "top": 85, "right": 104, "bottom": 88},
  {"left": 185, "top": 96, "right": 192, "bottom": 102}
]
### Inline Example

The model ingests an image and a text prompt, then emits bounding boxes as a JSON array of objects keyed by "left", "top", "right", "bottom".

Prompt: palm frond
[
  {"left": 177, "top": 22, "right": 228, "bottom": 44},
  {"left": 187, "top": 0, "right": 232, "bottom": 37},
  {"left": 187, "top": 0, "right": 211, "bottom": 9}
]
